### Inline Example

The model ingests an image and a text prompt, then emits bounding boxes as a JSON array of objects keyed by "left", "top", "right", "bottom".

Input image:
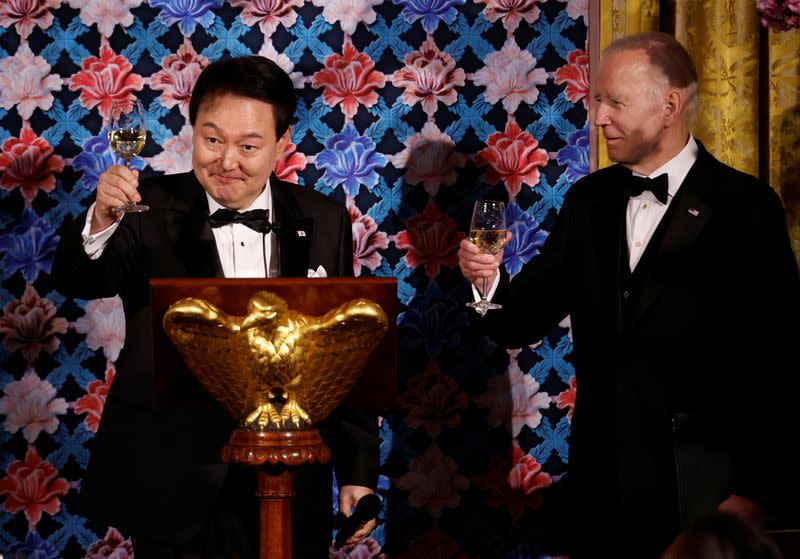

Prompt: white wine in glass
[
  {"left": 466, "top": 199, "right": 507, "bottom": 316},
  {"left": 108, "top": 98, "right": 149, "bottom": 213}
]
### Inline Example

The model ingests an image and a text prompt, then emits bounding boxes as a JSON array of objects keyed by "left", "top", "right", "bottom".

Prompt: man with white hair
[{"left": 459, "top": 32, "right": 799, "bottom": 557}]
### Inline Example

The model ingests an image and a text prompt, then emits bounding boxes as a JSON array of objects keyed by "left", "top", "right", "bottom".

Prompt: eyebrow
[{"left": 200, "top": 122, "right": 264, "bottom": 140}]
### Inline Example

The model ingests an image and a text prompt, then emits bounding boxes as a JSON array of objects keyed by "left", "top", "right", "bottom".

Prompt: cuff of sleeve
[{"left": 81, "top": 202, "right": 121, "bottom": 260}]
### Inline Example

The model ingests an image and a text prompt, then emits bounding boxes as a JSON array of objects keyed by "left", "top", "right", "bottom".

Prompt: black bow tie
[
  {"left": 208, "top": 208, "right": 279, "bottom": 234},
  {"left": 626, "top": 174, "right": 669, "bottom": 204}
]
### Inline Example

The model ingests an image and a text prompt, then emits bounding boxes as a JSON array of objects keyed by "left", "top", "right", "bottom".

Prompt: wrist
[{"left": 90, "top": 207, "right": 115, "bottom": 235}]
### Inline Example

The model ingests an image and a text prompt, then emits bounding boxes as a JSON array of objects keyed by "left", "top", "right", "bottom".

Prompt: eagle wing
[
  {"left": 293, "top": 298, "right": 388, "bottom": 423},
  {"left": 162, "top": 298, "right": 254, "bottom": 420}
]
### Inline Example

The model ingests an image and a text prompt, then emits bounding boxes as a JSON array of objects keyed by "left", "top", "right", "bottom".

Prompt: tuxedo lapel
[
  {"left": 628, "top": 151, "right": 714, "bottom": 326},
  {"left": 164, "top": 173, "right": 224, "bottom": 278},
  {"left": 270, "top": 175, "right": 312, "bottom": 277},
  {"left": 594, "top": 166, "right": 638, "bottom": 336}
]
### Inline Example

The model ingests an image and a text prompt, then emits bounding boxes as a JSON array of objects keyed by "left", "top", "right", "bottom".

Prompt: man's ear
[
  {"left": 664, "top": 90, "right": 684, "bottom": 127},
  {"left": 277, "top": 126, "right": 292, "bottom": 154}
]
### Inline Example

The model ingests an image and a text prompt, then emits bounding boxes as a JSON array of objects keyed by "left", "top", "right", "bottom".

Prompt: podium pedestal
[
  {"left": 221, "top": 430, "right": 331, "bottom": 559},
  {"left": 151, "top": 278, "right": 398, "bottom": 558}
]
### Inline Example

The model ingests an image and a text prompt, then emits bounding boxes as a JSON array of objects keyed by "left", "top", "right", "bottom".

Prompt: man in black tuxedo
[
  {"left": 52, "top": 56, "right": 377, "bottom": 558},
  {"left": 459, "top": 33, "right": 800, "bottom": 558}
]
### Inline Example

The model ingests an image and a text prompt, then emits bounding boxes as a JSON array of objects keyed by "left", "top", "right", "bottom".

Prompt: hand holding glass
[
  {"left": 466, "top": 200, "right": 507, "bottom": 316},
  {"left": 108, "top": 98, "right": 149, "bottom": 213}
]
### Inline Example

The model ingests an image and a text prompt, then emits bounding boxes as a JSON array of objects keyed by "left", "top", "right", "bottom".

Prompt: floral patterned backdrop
[{"left": 0, "top": 1, "right": 588, "bottom": 557}]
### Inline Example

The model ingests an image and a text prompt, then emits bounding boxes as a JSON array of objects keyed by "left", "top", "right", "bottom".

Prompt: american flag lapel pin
[
  {"left": 297, "top": 230, "right": 306, "bottom": 237},
  {"left": 688, "top": 208, "right": 700, "bottom": 216}
]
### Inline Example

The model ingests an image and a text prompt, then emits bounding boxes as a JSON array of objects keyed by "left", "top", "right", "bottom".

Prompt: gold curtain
[{"left": 593, "top": 1, "right": 800, "bottom": 259}]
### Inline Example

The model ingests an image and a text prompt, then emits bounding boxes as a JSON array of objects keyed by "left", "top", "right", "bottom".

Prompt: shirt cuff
[
  {"left": 81, "top": 203, "right": 121, "bottom": 260},
  {"left": 471, "top": 272, "right": 501, "bottom": 302}
]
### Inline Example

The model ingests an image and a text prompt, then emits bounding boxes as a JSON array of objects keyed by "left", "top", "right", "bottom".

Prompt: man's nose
[
  {"left": 592, "top": 103, "right": 610, "bottom": 126},
  {"left": 219, "top": 146, "right": 238, "bottom": 170}
]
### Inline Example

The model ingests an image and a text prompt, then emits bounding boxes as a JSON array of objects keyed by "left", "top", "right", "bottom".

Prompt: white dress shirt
[
  {"left": 474, "top": 136, "right": 699, "bottom": 301},
  {"left": 626, "top": 136, "right": 698, "bottom": 270},
  {"left": 81, "top": 181, "right": 279, "bottom": 278}
]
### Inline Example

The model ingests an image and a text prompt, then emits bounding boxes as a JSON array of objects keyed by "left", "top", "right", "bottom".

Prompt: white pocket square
[{"left": 307, "top": 265, "right": 327, "bottom": 278}]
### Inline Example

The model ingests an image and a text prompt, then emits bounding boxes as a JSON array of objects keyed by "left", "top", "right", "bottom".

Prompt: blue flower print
[
  {"left": 7, "top": 531, "right": 60, "bottom": 559},
  {"left": 0, "top": 209, "right": 60, "bottom": 283},
  {"left": 556, "top": 125, "right": 590, "bottom": 184},
  {"left": 398, "top": 282, "right": 469, "bottom": 358},
  {"left": 315, "top": 123, "right": 387, "bottom": 196},
  {"left": 393, "top": 0, "right": 465, "bottom": 34},
  {"left": 150, "top": 0, "right": 223, "bottom": 37},
  {"left": 72, "top": 127, "right": 145, "bottom": 191},
  {"left": 503, "top": 203, "right": 548, "bottom": 278}
]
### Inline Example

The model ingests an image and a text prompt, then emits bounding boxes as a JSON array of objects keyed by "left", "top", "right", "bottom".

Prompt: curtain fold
[
  {"left": 675, "top": 0, "right": 760, "bottom": 176},
  {"left": 767, "top": 30, "right": 800, "bottom": 256}
]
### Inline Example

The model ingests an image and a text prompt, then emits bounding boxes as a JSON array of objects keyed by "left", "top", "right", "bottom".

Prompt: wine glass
[
  {"left": 466, "top": 200, "right": 507, "bottom": 316},
  {"left": 107, "top": 97, "right": 149, "bottom": 213}
]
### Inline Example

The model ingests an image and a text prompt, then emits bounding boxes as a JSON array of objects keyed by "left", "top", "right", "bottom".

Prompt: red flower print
[
  {"left": 393, "top": 121, "right": 466, "bottom": 196},
  {"left": 0, "top": 127, "right": 64, "bottom": 206},
  {"left": 394, "top": 201, "right": 466, "bottom": 280},
  {"left": 311, "top": 41, "right": 385, "bottom": 119},
  {"left": 229, "top": 0, "right": 302, "bottom": 36},
  {"left": 74, "top": 363, "right": 115, "bottom": 433},
  {"left": 475, "top": 0, "right": 541, "bottom": 32},
  {"left": 474, "top": 447, "right": 548, "bottom": 524},
  {"left": 0, "top": 284, "right": 67, "bottom": 365},
  {"left": 150, "top": 39, "right": 209, "bottom": 117},
  {"left": 396, "top": 361, "right": 468, "bottom": 440},
  {"left": 85, "top": 526, "right": 134, "bottom": 559},
  {"left": 508, "top": 443, "right": 552, "bottom": 495},
  {"left": 273, "top": 141, "right": 307, "bottom": 184},
  {"left": 396, "top": 524, "right": 460, "bottom": 559},
  {"left": 394, "top": 444, "right": 469, "bottom": 518},
  {"left": 392, "top": 36, "right": 465, "bottom": 116},
  {"left": 475, "top": 120, "right": 549, "bottom": 199},
  {"left": 0, "top": 0, "right": 59, "bottom": 39},
  {"left": 0, "top": 446, "right": 69, "bottom": 529},
  {"left": 554, "top": 48, "right": 589, "bottom": 108},
  {"left": 347, "top": 197, "right": 389, "bottom": 276},
  {"left": 556, "top": 374, "right": 576, "bottom": 423},
  {"left": 68, "top": 41, "right": 144, "bottom": 120}
]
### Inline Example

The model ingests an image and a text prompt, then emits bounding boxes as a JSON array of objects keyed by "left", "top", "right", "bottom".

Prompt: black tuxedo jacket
[
  {"left": 483, "top": 143, "right": 800, "bottom": 556},
  {"left": 51, "top": 172, "right": 378, "bottom": 545}
]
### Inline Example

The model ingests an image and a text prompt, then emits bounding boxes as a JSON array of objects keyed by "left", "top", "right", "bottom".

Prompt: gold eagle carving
[{"left": 162, "top": 291, "right": 388, "bottom": 431}]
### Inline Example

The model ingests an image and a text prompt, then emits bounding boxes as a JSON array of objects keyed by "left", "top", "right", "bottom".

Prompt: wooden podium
[{"left": 150, "top": 277, "right": 397, "bottom": 558}]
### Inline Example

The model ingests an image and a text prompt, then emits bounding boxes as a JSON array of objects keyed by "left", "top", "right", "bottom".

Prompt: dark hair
[{"left": 188, "top": 55, "right": 297, "bottom": 138}]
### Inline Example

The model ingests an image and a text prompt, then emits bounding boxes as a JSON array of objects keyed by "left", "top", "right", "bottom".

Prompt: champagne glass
[
  {"left": 466, "top": 200, "right": 507, "bottom": 316},
  {"left": 108, "top": 97, "right": 149, "bottom": 213}
]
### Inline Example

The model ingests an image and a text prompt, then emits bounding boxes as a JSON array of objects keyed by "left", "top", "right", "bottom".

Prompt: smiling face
[
  {"left": 591, "top": 49, "right": 676, "bottom": 174},
  {"left": 192, "top": 93, "right": 291, "bottom": 210}
]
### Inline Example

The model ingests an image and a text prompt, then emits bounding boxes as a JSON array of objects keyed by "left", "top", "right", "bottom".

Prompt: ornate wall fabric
[
  {"left": 766, "top": 29, "right": 800, "bottom": 258},
  {"left": 675, "top": 0, "right": 761, "bottom": 177},
  {"left": 0, "top": 1, "right": 588, "bottom": 557}
]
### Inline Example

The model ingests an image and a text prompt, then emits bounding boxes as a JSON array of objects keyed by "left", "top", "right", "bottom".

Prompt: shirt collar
[
  {"left": 206, "top": 179, "right": 273, "bottom": 215},
  {"left": 635, "top": 135, "right": 699, "bottom": 199}
]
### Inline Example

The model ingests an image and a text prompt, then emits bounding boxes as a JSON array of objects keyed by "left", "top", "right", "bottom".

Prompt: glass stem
[{"left": 481, "top": 277, "right": 488, "bottom": 302}]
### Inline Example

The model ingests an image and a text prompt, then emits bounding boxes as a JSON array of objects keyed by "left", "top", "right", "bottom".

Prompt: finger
[
  {"left": 99, "top": 170, "right": 141, "bottom": 204},
  {"left": 346, "top": 519, "right": 377, "bottom": 544},
  {"left": 460, "top": 238, "right": 481, "bottom": 253}
]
